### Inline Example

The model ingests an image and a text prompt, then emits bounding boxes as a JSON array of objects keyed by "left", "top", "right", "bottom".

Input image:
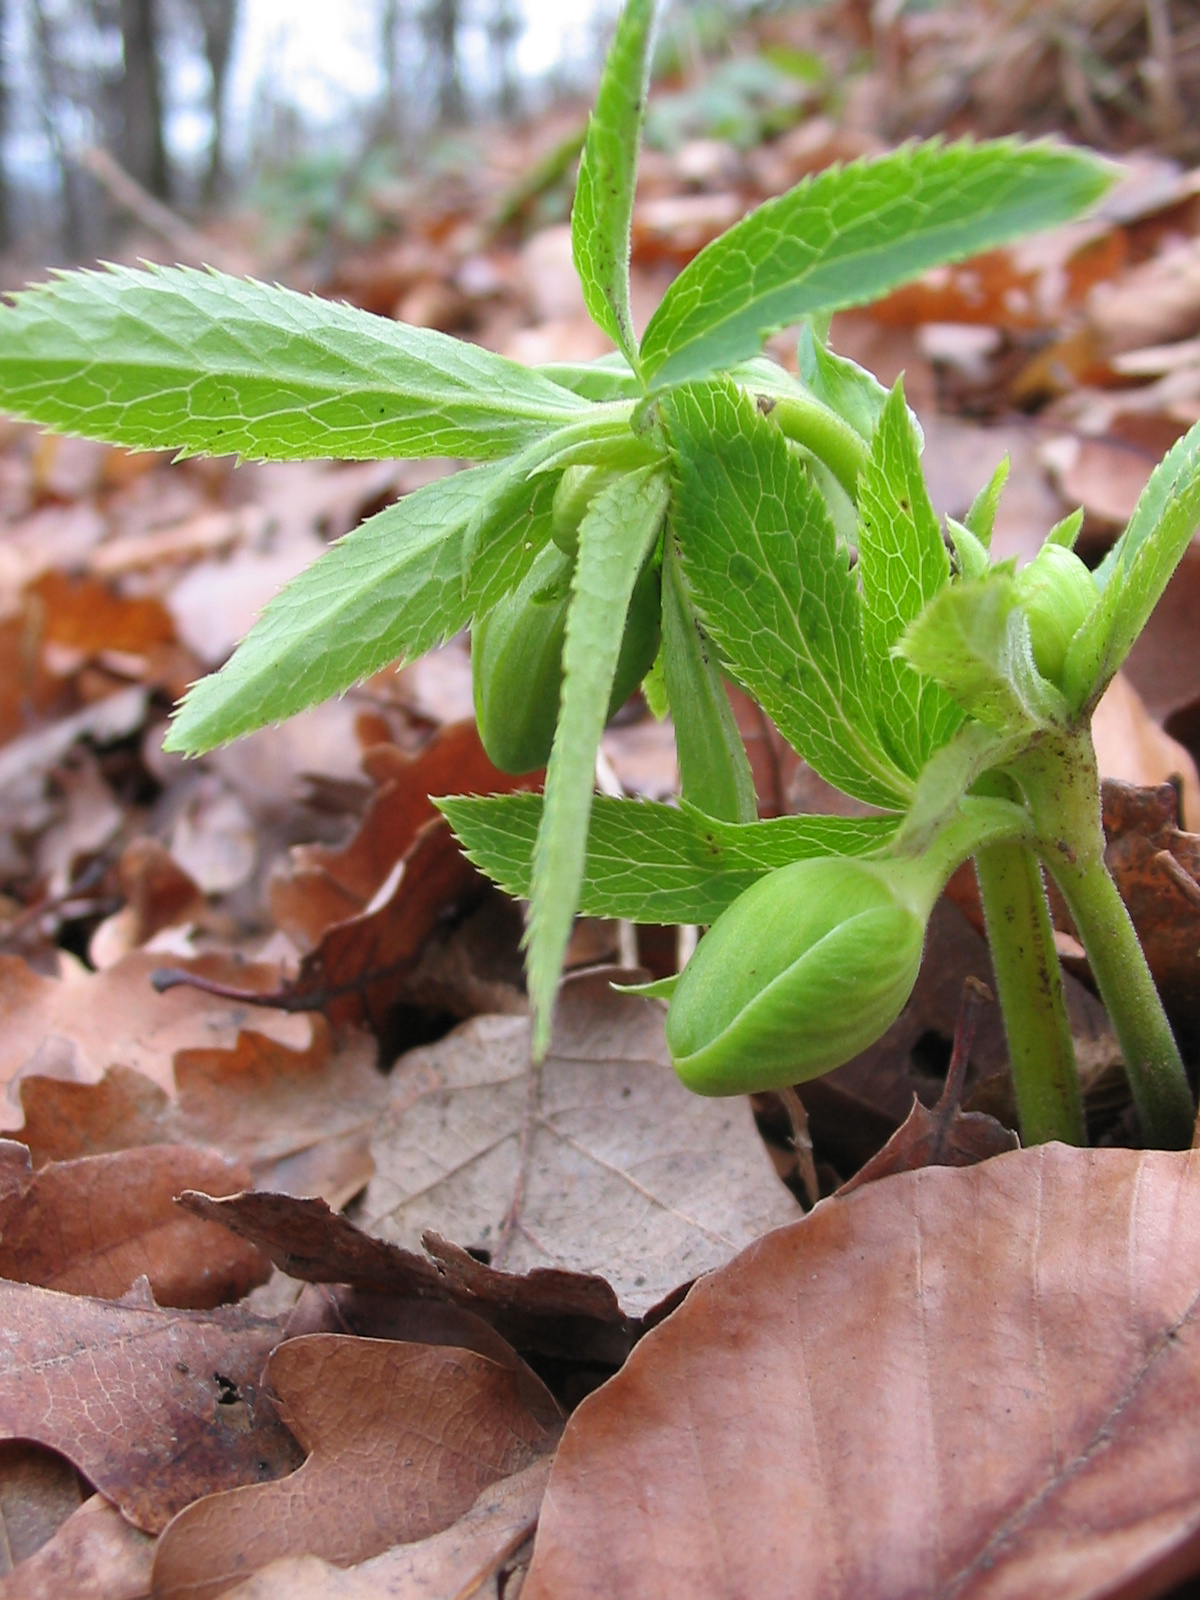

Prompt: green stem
[
  {"left": 1016, "top": 729, "right": 1194, "bottom": 1148},
  {"left": 974, "top": 842, "right": 1086, "bottom": 1146},
  {"left": 761, "top": 391, "right": 869, "bottom": 502}
]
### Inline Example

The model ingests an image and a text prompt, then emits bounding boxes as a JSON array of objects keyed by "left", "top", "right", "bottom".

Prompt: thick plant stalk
[
  {"left": 1017, "top": 731, "right": 1194, "bottom": 1149},
  {"left": 974, "top": 842, "right": 1086, "bottom": 1146}
]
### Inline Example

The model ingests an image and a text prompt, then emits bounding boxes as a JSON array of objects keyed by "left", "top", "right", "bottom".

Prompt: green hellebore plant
[{"left": 0, "top": 0, "right": 1195, "bottom": 1147}]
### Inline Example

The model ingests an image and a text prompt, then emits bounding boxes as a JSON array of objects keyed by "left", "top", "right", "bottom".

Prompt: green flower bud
[
  {"left": 472, "top": 543, "right": 662, "bottom": 776},
  {"left": 1015, "top": 543, "right": 1098, "bottom": 685},
  {"left": 665, "top": 857, "right": 927, "bottom": 1095}
]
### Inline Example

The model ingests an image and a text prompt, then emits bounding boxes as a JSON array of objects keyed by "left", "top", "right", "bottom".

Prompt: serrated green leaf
[
  {"left": 664, "top": 378, "right": 913, "bottom": 809},
  {"left": 640, "top": 139, "right": 1111, "bottom": 388},
  {"left": 965, "top": 456, "right": 1009, "bottom": 547},
  {"left": 661, "top": 535, "right": 757, "bottom": 823},
  {"left": 572, "top": 0, "right": 659, "bottom": 369},
  {"left": 165, "top": 464, "right": 502, "bottom": 754},
  {"left": 439, "top": 791, "right": 898, "bottom": 924},
  {"left": 463, "top": 469, "right": 560, "bottom": 620},
  {"left": 856, "top": 383, "right": 960, "bottom": 773},
  {"left": 1064, "top": 416, "right": 1200, "bottom": 713},
  {"left": 537, "top": 353, "right": 641, "bottom": 401},
  {"left": 0, "top": 264, "right": 589, "bottom": 461},
  {"left": 526, "top": 467, "right": 670, "bottom": 1054},
  {"left": 898, "top": 575, "right": 1066, "bottom": 735}
]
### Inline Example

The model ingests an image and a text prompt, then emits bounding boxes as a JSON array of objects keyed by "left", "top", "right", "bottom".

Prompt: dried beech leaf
[
  {"left": 0, "top": 1280, "right": 302, "bottom": 1533},
  {"left": 360, "top": 970, "right": 798, "bottom": 1319},
  {"left": 0, "top": 1145, "right": 269, "bottom": 1307},
  {"left": 152, "top": 1334, "right": 561, "bottom": 1600},
  {"left": 525, "top": 1145, "right": 1200, "bottom": 1600},
  {"left": 0, "top": 1493, "right": 155, "bottom": 1600},
  {"left": 218, "top": 1455, "right": 551, "bottom": 1600}
]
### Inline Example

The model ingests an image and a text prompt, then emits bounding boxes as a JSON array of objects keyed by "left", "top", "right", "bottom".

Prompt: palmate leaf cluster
[{"left": 4, "top": 0, "right": 1186, "bottom": 1058}]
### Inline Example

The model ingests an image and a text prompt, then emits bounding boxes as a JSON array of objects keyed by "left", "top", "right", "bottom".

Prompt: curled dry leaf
[
  {"left": 151, "top": 1333, "right": 562, "bottom": 1600},
  {"left": 0, "top": 1493, "right": 155, "bottom": 1600},
  {"left": 525, "top": 1145, "right": 1200, "bottom": 1600},
  {"left": 179, "top": 1190, "right": 634, "bottom": 1364},
  {"left": 0, "top": 951, "right": 311, "bottom": 1130},
  {"left": 361, "top": 971, "right": 800, "bottom": 1319},
  {"left": 0, "top": 1280, "right": 302, "bottom": 1533},
  {"left": 270, "top": 721, "right": 524, "bottom": 951},
  {"left": 0, "top": 1145, "right": 269, "bottom": 1307},
  {"left": 219, "top": 1454, "right": 552, "bottom": 1600}
]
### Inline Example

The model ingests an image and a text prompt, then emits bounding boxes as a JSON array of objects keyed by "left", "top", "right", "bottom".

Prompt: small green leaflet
[
  {"left": 660, "top": 537, "right": 757, "bottom": 824},
  {"left": 165, "top": 464, "right": 502, "bottom": 754},
  {"left": 797, "top": 323, "right": 899, "bottom": 445},
  {"left": 439, "top": 792, "right": 899, "bottom": 925},
  {"left": 664, "top": 379, "right": 913, "bottom": 810},
  {"left": 0, "top": 264, "right": 588, "bottom": 461},
  {"left": 856, "top": 383, "right": 960, "bottom": 774},
  {"left": 965, "top": 456, "right": 1010, "bottom": 547},
  {"left": 571, "top": 0, "right": 658, "bottom": 371},
  {"left": 897, "top": 575, "right": 1067, "bottom": 736},
  {"left": 1064, "top": 415, "right": 1200, "bottom": 714},
  {"left": 639, "top": 140, "right": 1111, "bottom": 388},
  {"left": 525, "top": 468, "right": 669, "bottom": 1056}
]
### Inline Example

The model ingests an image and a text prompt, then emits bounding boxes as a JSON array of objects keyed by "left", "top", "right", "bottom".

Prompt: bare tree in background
[
  {"left": 119, "top": 0, "right": 168, "bottom": 196},
  {"left": 191, "top": 0, "right": 235, "bottom": 201},
  {"left": 380, "top": 0, "right": 405, "bottom": 138},
  {"left": 488, "top": 0, "right": 521, "bottom": 120},
  {"left": 422, "top": 0, "right": 465, "bottom": 125},
  {"left": 0, "top": 0, "right": 10, "bottom": 248},
  {"left": 31, "top": 0, "right": 89, "bottom": 248}
]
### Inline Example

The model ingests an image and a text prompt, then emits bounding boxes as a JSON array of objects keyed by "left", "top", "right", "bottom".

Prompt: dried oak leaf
[
  {"left": 0, "top": 1145, "right": 269, "bottom": 1307},
  {"left": 360, "top": 970, "right": 799, "bottom": 1320},
  {"left": 0, "top": 951, "right": 311, "bottom": 1130},
  {"left": 15, "top": 1019, "right": 384, "bottom": 1210},
  {"left": 218, "top": 1455, "right": 551, "bottom": 1600},
  {"left": 151, "top": 1333, "right": 561, "bottom": 1600},
  {"left": 0, "top": 1280, "right": 302, "bottom": 1533},
  {"left": 0, "top": 1493, "right": 156, "bottom": 1600},
  {"left": 525, "top": 1144, "right": 1200, "bottom": 1600}
]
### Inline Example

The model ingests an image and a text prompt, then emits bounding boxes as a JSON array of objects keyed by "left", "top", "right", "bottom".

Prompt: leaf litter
[{"left": 9, "top": 4, "right": 1200, "bottom": 1593}]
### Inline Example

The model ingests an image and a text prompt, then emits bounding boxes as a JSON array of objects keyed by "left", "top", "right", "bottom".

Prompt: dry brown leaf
[
  {"left": 28, "top": 570, "right": 175, "bottom": 658},
  {"left": 219, "top": 1455, "right": 551, "bottom": 1600},
  {"left": 525, "top": 1144, "right": 1200, "bottom": 1600},
  {"left": 15, "top": 1019, "right": 383, "bottom": 1208},
  {"left": 1092, "top": 672, "right": 1200, "bottom": 827},
  {"left": 0, "top": 1280, "right": 302, "bottom": 1533},
  {"left": 88, "top": 838, "right": 204, "bottom": 971},
  {"left": 179, "top": 1190, "right": 634, "bottom": 1363},
  {"left": 361, "top": 970, "right": 799, "bottom": 1319},
  {"left": 151, "top": 1333, "right": 561, "bottom": 1600},
  {"left": 0, "top": 1493, "right": 155, "bottom": 1600},
  {"left": 0, "top": 1443, "right": 83, "bottom": 1575},
  {"left": 270, "top": 720, "right": 536, "bottom": 950},
  {"left": 0, "top": 1145, "right": 269, "bottom": 1307},
  {"left": 0, "top": 951, "right": 312, "bottom": 1129}
]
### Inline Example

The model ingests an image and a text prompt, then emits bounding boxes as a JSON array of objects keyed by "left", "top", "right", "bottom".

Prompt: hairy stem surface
[
  {"left": 1017, "top": 730, "right": 1194, "bottom": 1148},
  {"left": 974, "top": 841, "right": 1086, "bottom": 1146}
]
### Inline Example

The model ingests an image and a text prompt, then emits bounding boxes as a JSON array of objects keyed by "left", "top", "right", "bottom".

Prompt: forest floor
[{"left": 6, "top": 2, "right": 1200, "bottom": 1597}]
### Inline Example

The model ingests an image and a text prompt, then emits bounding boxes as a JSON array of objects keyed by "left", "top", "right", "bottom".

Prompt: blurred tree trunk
[
  {"left": 192, "top": 0, "right": 236, "bottom": 202},
  {"left": 381, "top": 0, "right": 405, "bottom": 138},
  {"left": 119, "top": 0, "right": 169, "bottom": 198},
  {"left": 31, "top": 0, "right": 87, "bottom": 251},
  {"left": 488, "top": 0, "right": 521, "bottom": 121},
  {"left": 422, "top": 0, "right": 465, "bottom": 125},
  {"left": 0, "top": 0, "right": 10, "bottom": 250}
]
